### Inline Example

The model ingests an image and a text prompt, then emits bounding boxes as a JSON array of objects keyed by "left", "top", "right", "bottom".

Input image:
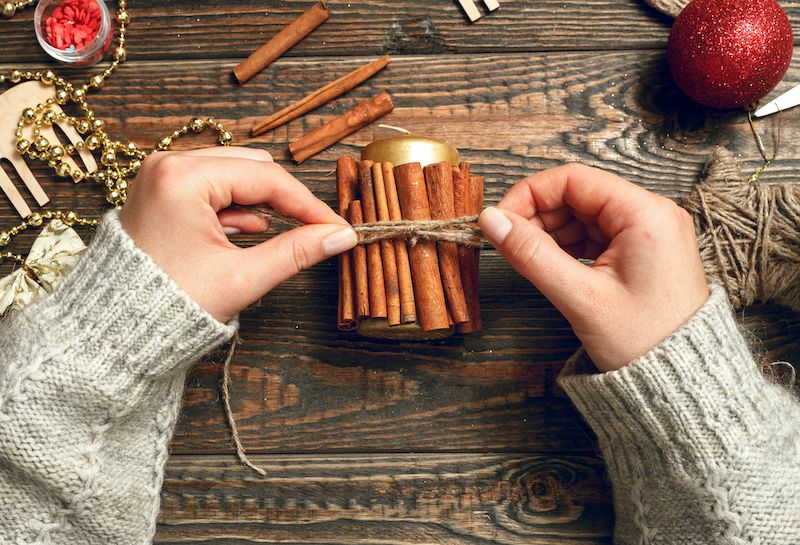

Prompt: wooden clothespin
[{"left": 455, "top": 0, "right": 499, "bottom": 23}]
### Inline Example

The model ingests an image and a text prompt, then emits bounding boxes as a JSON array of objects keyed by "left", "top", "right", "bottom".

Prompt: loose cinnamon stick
[
  {"left": 393, "top": 162, "right": 449, "bottom": 332},
  {"left": 233, "top": 1, "right": 330, "bottom": 85},
  {"left": 358, "top": 161, "right": 387, "bottom": 319},
  {"left": 289, "top": 92, "right": 394, "bottom": 164},
  {"left": 337, "top": 157, "right": 358, "bottom": 330},
  {"left": 371, "top": 163, "right": 401, "bottom": 326},
  {"left": 347, "top": 201, "right": 370, "bottom": 319},
  {"left": 381, "top": 162, "right": 416, "bottom": 325},
  {"left": 252, "top": 56, "right": 391, "bottom": 136},
  {"left": 424, "top": 161, "right": 470, "bottom": 325},
  {"left": 454, "top": 164, "right": 483, "bottom": 333}
]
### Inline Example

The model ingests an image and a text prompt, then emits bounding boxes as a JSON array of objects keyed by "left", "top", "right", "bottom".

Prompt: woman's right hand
[{"left": 478, "top": 163, "right": 710, "bottom": 372}]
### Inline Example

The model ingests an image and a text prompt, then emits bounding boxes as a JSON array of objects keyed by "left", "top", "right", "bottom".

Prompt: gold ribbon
[{"left": 0, "top": 219, "right": 86, "bottom": 315}]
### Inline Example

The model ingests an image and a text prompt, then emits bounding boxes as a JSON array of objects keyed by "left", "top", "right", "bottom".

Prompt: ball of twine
[
  {"left": 643, "top": 0, "right": 689, "bottom": 17},
  {"left": 683, "top": 147, "right": 800, "bottom": 312}
]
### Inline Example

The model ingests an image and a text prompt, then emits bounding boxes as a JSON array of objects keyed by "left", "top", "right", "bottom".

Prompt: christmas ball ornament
[{"left": 667, "top": 0, "right": 793, "bottom": 109}]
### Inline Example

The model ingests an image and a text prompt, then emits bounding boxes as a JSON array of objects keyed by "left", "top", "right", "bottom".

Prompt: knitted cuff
[
  {"left": 558, "top": 285, "right": 784, "bottom": 480},
  {"left": 34, "top": 209, "right": 236, "bottom": 382}
]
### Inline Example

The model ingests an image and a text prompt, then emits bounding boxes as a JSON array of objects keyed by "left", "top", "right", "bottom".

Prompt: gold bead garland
[{"left": 1, "top": 0, "right": 234, "bottom": 269}]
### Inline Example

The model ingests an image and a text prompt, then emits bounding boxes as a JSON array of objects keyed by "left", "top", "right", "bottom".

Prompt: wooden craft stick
[
  {"left": 289, "top": 92, "right": 394, "bottom": 164},
  {"left": 454, "top": 163, "right": 483, "bottom": 333},
  {"left": 371, "top": 163, "right": 401, "bottom": 326},
  {"left": 233, "top": 1, "right": 331, "bottom": 85},
  {"left": 252, "top": 56, "right": 391, "bottom": 136},
  {"left": 482, "top": 0, "right": 500, "bottom": 11},
  {"left": 393, "top": 162, "right": 450, "bottom": 332},
  {"left": 456, "top": 0, "right": 482, "bottom": 22},
  {"left": 381, "top": 162, "right": 416, "bottom": 325},
  {"left": 347, "top": 200, "right": 370, "bottom": 319},
  {"left": 358, "top": 161, "right": 387, "bottom": 319},
  {"left": 424, "top": 161, "right": 470, "bottom": 325},
  {"left": 336, "top": 157, "right": 358, "bottom": 330}
]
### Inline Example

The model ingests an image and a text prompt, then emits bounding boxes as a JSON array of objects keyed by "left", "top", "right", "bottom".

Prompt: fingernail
[
  {"left": 323, "top": 227, "right": 358, "bottom": 257},
  {"left": 479, "top": 207, "right": 513, "bottom": 243},
  {"left": 223, "top": 226, "right": 241, "bottom": 236}
]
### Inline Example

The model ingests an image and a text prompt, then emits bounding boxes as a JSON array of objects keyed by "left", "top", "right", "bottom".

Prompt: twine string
[{"left": 244, "top": 205, "right": 484, "bottom": 248}]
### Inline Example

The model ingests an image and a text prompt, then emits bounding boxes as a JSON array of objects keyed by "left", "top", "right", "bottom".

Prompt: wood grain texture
[
  {"left": 157, "top": 453, "right": 613, "bottom": 544},
  {"left": 1, "top": 1, "right": 798, "bottom": 64}
]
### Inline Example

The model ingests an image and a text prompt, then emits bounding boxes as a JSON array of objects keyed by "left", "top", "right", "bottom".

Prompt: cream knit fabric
[
  {"left": 0, "top": 210, "right": 235, "bottom": 544},
  {"left": 1, "top": 211, "right": 798, "bottom": 544},
  {"left": 559, "top": 286, "right": 800, "bottom": 544}
]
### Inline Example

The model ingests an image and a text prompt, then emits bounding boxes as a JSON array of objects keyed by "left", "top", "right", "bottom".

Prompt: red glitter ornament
[
  {"left": 667, "top": 0, "right": 793, "bottom": 109},
  {"left": 45, "top": 0, "right": 102, "bottom": 51}
]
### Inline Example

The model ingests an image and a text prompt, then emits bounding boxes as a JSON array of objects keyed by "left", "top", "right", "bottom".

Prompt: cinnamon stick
[
  {"left": 393, "top": 162, "right": 449, "bottom": 332},
  {"left": 381, "top": 162, "right": 416, "bottom": 325},
  {"left": 371, "top": 163, "right": 402, "bottom": 326},
  {"left": 454, "top": 164, "right": 483, "bottom": 333},
  {"left": 358, "top": 161, "right": 387, "bottom": 319},
  {"left": 424, "top": 161, "right": 470, "bottom": 325},
  {"left": 289, "top": 92, "right": 394, "bottom": 164},
  {"left": 233, "top": 1, "right": 330, "bottom": 85},
  {"left": 347, "top": 200, "right": 370, "bottom": 319},
  {"left": 336, "top": 157, "right": 358, "bottom": 330},
  {"left": 252, "top": 56, "right": 391, "bottom": 136}
]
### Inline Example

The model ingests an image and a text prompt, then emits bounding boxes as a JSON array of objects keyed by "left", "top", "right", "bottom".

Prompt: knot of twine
[
  {"left": 245, "top": 206, "right": 484, "bottom": 248},
  {"left": 682, "top": 147, "right": 800, "bottom": 312}
]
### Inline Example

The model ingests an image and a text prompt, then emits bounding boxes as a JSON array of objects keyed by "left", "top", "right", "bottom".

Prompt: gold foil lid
[{"left": 361, "top": 136, "right": 459, "bottom": 168}]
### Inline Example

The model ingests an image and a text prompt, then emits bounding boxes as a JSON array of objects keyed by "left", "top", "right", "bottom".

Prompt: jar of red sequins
[{"left": 34, "top": 0, "right": 113, "bottom": 67}]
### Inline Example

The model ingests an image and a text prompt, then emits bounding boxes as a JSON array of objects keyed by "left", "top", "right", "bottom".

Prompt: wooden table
[{"left": 2, "top": 1, "right": 799, "bottom": 543}]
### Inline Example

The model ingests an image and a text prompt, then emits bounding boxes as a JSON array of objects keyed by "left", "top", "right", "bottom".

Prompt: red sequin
[
  {"left": 45, "top": 0, "right": 102, "bottom": 51},
  {"left": 667, "top": 0, "right": 794, "bottom": 109}
]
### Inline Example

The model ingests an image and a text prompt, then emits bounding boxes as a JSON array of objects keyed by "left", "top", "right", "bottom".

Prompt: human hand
[
  {"left": 478, "top": 163, "right": 709, "bottom": 372},
  {"left": 119, "top": 147, "right": 357, "bottom": 323}
]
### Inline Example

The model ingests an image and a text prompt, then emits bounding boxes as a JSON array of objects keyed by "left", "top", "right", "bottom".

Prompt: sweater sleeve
[
  {"left": 0, "top": 210, "right": 236, "bottom": 545},
  {"left": 558, "top": 285, "right": 800, "bottom": 544}
]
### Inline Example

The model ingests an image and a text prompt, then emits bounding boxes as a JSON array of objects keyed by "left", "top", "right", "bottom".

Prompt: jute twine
[
  {"left": 643, "top": 0, "right": 688, "bottom": 17},
  {"left": 683, "top": 147, "right": 800, "bottom": 312}
]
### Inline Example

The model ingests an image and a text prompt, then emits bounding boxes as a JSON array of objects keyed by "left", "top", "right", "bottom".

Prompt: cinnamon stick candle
[
  {"left": 358, "top": 161, "right": 387, "bottom": 319},
  {"left": 347, "top": 200, "right": 370, "bottom": 319},
  {"left": 454, "top": 164, "right": 483, "bottom": 333},
  {"left": 289, "top": 92, "right": 394, "bottom": 164},
  {"left": 337, "top": 157, "right": 358, "bottom": 330},
  {"left": 371, "top": 163, "right": 401, "bottom": 326},
  {"left": 252, "top": 56, "right": 391, "bottom": 136},
  {"left": 233, "top": 1, "right": 330, "bottom": 85},
  {"left": 381, "top": 162, "right": 416, "bottom": 325},
  {"left": 424, "top": 161, "right": 470, "bottom": 325},
  {"left": 393, "top": 162, "right": 449, "bottom": 332}
]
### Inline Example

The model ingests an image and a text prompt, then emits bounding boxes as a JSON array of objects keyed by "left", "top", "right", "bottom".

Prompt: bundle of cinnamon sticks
[{"left": 337, "top": 157, "right": 484, "bottom": 335}]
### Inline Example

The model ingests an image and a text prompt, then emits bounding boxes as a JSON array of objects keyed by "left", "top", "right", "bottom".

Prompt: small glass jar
[{"left": 34, "top": 0, "right": 113, "bottom": 68}]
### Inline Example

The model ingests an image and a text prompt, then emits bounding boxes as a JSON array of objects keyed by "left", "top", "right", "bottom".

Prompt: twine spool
[{"left": 683, "top": 147, "right": 800, "bottom": 312}]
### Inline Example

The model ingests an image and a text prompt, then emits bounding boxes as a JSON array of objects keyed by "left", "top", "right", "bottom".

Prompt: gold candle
[
  {"left": 362, "top": 136, "right": 459, "bottom": 168},
  {"left": 357, "top": 136, "right": 459, "bottom": 340}
]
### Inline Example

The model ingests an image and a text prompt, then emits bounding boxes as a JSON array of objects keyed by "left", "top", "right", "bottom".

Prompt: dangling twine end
[
  {"left": 222, "top": 333, "right": 268, "bottom": 477},
  {"left": 746, "top": 106, "right": 781, "bottom": 184}
]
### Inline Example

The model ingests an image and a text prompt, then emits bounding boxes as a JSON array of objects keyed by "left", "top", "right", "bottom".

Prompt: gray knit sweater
[{"left": 1, "top": 211, "right": 798, "bottom": 544}]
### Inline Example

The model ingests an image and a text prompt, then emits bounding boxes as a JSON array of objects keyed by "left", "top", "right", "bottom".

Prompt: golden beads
[
  {"left": 190, "top": 118, "right": 205, "bottom": 133},
  {"left": 157, "top": 136, "right": 172, "bottom": 151},
  {"left": 21, "top": 108, "right": 35, "bottom": 123},
  {"left": 56, "top": 163, "right": 71, "bottom": 178},
  {"left": 2, "top": 2, "right": 16, "bottom": 18},
  {"left": 0, "top": 232, "right": 9, "bottom": 246},
  {"left": 219, "top": 131, "right": 233, "bottom": 145},
  {"left": 41, "top": 70, "right": 55, "bottom": 85},
  {"left": 89, "top": 75, "right": 104, "bottom": 89},
  {"left": 85, "top": 135, "right": 101, "bottom": 150},
  {"left": 55, "top": 89, "right": 69, "bottom": 105},
  {"left": 27, "top": 213, "right": 42, "bottom": 227},
  {"left": 115, "top": 47, "right": 127, "bottom": 62},
  {"left": 16, "top": 139, "right": 29, "bottom": 153},
  {"left": 9, "top": 70, "right": 21, "bottom": 83},
  {"left": 116, "top": 10, "right": 130, "bottom": 24},
  {"left": 49, "top": 146, "right": 64, "bottom": 159}
]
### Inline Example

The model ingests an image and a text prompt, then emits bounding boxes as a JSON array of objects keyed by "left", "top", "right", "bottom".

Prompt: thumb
[
  {"left": 238, "top": 223, "right": 357, "bottom": 297},
  {"left": 479, "top": 206, "right": 596, "bottom": 312}
]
